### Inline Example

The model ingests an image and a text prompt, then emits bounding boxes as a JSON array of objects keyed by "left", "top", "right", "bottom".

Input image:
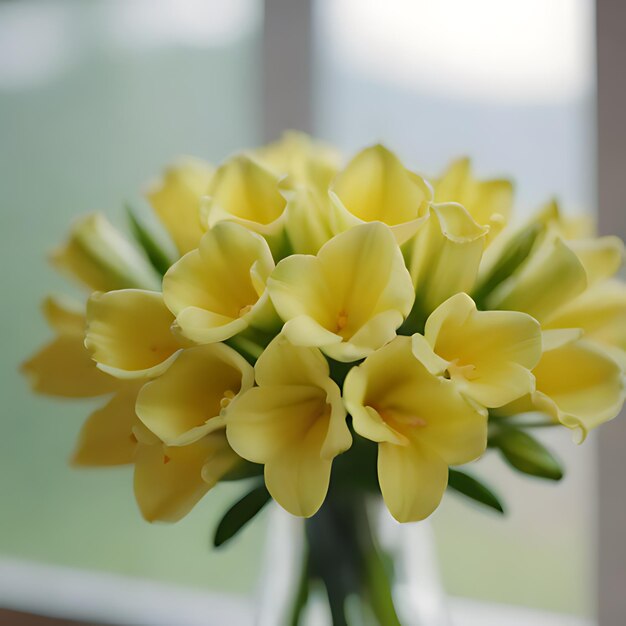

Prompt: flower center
[
  {"left": 238, "top": 304, "right": 253, "bottom": 318},
  {"left": 220, "top": 389, "right": 236, "bottom": 409},
  {"left": 335, "top": 309, "right": 349, "bottom": 333},
  {"left": 375, "top": 406, "right": 427, "bottom": 432},
  {"left": 445, "top": 359, "right": 478, "bottom": 381}
]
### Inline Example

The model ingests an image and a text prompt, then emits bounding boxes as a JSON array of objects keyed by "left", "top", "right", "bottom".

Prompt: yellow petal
[
  {"left": 50, "top": 213, "right": 160, "bottom": 292},
  {"left": 136, "top": 343, "right": 254, "bottom": 446},
  {"left": 202, "top": 156, "right": 287, "bottom": 236},
  {"left": 285, "top": 187, "right": 335, "bottom": 255},
  {"left": 568, "top": 236, "right": 624, "bottom": 285},
  {"left": 546, "top": 279, "right": 626, "bottom": 351},
  {"left": 434, "top": 157, "right": 513, "bottom": 229},
  {"left": 22, "top": 334, "right": 119, "bottom": 398},
  {"left": 422, "top": 293, "right": 542, "bottom": 407},
  {"left": 134, "top": 433, "right": 237, "bottom": 523},
  {"left": 378, "top": 438, "right": 449, "bottom": 523},
  {"left": 163, "top": 221, "right": 276, "bottom": 343},
  {"left": 71, "top": 383, "right": 142, "bottom": 466},
  {"left": 146, "top": 157, "right": 214, "bottom": 254},
  {"left": 254, "top": 334, "right": 330, "bottom": 387},
  {"left": 344, "top": 336, "right": 487, "bottom": 463},
  {"left": 532, "top": 339, "right": 624, "bottom": 439},
  {"left": 409, "top": 203, "right": 488, "bottom": 317},
  {"left": 85, "top": 289, "right": 181, "bottom": 379},
  {"left": 254, "top": 131, "right": 341, "bottom": 191},
  {"left": 331, "top": 145, "right": 431, "bottom": 244},
  {"left": 227, "top": 386, "right": 347, "bottom": 517},
  {"left": 487, "top": 236, "right": 587, "bottom": 323},
  {"left": 268, "top": 222, "right": 414, "bottom": 362},
  {"left": 226, "top": 337, "right": 350, "bottom": 517}
]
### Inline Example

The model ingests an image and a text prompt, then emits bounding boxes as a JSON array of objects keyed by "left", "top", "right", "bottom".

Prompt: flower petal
[
  {"left": 202, "top": 156, "right": 287, "bottom": 236},
  {"left": 163, "top": 221, "right": 276, "bottom": 344},
  {"left": 136, "top": 344, "right": 254, "bottom": 446},
  {"left": 487, "top": 236, "right": 587, "bottom": 323},
  {"left": 85, "top": 290, "right": 181, "bottom": 379},
  {"left": 409, "top": 203, "right": 488, "bottom": 316},
  {"left": 146, "top": 158, "right": 214, "bottom": 254},
  {"left": 532, "top": 339, "right": 624, "bottom": 439},
  {"left": 22, "top": 335, "right": 119, "bottom": 397},
  {"left": 71, "top": 383, "right": 142, "bottom": 466},
  {"left": 134, "top": 433, "right": 237, "bottom": 523},
  {"left": 378, "top": 438, "right": 449, "bottom": 523},
  {"left": 332, "top": 145, "right": 431, "bottom": 244}
]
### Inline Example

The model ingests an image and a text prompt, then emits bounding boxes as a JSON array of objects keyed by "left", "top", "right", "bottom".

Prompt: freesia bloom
[
  {"left": 163, "top": 221, "right": 278, "bottom": 344},
  {"left": 201, "top": 155, "right": 287, "bottom": 239},
  {"left": 434, "top": 157, "right": 513, "bottom": 239},
  {"left": 50, "top": 213, "right": 160, "bottom": 292},
  {"left": 408, "top": 203, "right": 488, "bottom": 321},
  {"left": 136, "top": 343, "right": 254, "bottom": 446},
  {"left": 134, "top": 432, "right": 240, "bottom": 523},
  {"left": 22, "top": 296, "right": 118, "bottom": 397},
  {"left": 284, "top": 187, "right": 335, "bottom": 255},
  {"left": 486, "top": 234, "right": 587, "bottom": 323},
  {"left": 267, "top": 222, "right": 415, "bottom": 362},
  {"left": 545, "top": 280, "right": 626, "bottom": 367},
  {"left": 343, "top": 336, "right": 487, "bottom": 522},
  {"left": 411, "top": 293, "right": 542, "bottom": 408},
  {"left": 226, "top": 336, "right": 351, "bottom": 517},
  {"left": 146, "top": 157, "right": 214, "bottom": 255},
  {"left": 85, "top": 289, "right": 182, "bottom": 379},
  {"left": 527, "top": 334, "right": 624, "bottom": 441},
  {"left": 330, "top": 145, "right": 431, "bottom": 244},
  {"left": 252, "top": 130, "right": 341, "bottom": 192}
]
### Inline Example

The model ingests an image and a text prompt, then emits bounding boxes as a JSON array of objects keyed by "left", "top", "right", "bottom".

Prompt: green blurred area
[{"left": 0, "top": 0, "right": 265, "bottom": 596}]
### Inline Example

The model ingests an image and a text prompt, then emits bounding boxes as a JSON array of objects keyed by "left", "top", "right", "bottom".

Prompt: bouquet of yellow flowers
[{"left": 23, "top": 132, "right": 625, "bottom": 624}]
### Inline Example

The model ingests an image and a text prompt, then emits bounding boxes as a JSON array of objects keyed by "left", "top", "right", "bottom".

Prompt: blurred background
[{"left": 0, "top": 0, "right": 621, "bottom": 624}]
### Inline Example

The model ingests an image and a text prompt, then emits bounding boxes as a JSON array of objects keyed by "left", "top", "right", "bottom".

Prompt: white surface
[{"left": 0, "top": 557, "right": 593, "bottom": 626}]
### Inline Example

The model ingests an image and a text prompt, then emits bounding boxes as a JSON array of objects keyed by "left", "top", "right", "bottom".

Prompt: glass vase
[{"left": 255, "top": 492, "right": 450, "bottom": 626}]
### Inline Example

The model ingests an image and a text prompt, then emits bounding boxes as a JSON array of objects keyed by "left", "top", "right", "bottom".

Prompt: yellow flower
[
  {"left": 201, "top": 155, "right": 287, "bottom": 238},
  {"left": 485, "top": 234, "right": 587, "bottom": 323},
  {"left": 163, "top": 221, "right": 278, "bottom": 344},
  {"left": 134, "top": 431, "right": 240, "bottom": 523},
  {"left": 530, "top": 336, "right": 624, "bottom": 441},
  {"left": 226, "top": 336, "right": 351, "bottom": 517},
  {"left": 71, "top": 382, "right": 147, "bottom": 466},
  {"left": 50, "top": 213, "right": 160, "bottom": 292},
  {"left": 567, "top": 236, "right": 624, "bottom": 285},
  {"left": 330, "top": 145, "right": 431, "bottom": 244},
  {"left": 411, "top": 293, "right": 542, "bottom": 408},
  {"left": 22, "top": 295, "right": 118, "bottom": 398},
  {"left": 253, "top": 131, "right": 341, "bottom": 192},
  {"left": 434, "top": 157, "right": 513, "bottom": 239},
  {"left": 343, "top": 337, "right": 487, "bottom": 522},
  {"left": 284, "top": 187, "right": 335, "bottom": 255},
  {"left": 85, "top": 289, "right": 182, "bottom": 379},
  {"left": 135, "top": 343, "right": 254, "bottom": 446},
  {"left": 544, "top": 279, "right": 626, "bottom": 368},
  {"left": 146, "top": 157, "right": 214, "bottom": 255},
  {"left": 267, "top": 222, "right": 415, "bottom": 362},
  {"left": 408, "top": 203, "right": 488, "bottom": 320}
]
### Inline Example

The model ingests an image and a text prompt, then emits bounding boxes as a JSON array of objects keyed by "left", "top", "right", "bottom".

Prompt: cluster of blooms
[{"left": 23, "top": 133, "right": 625, "bottom": 525}]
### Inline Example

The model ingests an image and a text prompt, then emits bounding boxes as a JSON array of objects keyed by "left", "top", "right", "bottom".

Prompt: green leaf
[
  {"left": 213, "top": 483, "right": 271, "bottom": 548},
  {"left": 126, "top": 204, "right": 175, "bottom": 276},
  {"left": 448, "top": 469, "right": 505, "bottom": 514},
  {"left": 492, "top": 429, "right": 564, "bottom": 481}
]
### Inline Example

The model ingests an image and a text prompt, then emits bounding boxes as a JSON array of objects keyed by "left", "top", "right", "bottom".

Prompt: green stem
[
  {"left": 305, "top": 493, "right": 402, "bottom": 625},
  {"left": 289, "top": 547, "right": 311, "bottom": 626}
]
